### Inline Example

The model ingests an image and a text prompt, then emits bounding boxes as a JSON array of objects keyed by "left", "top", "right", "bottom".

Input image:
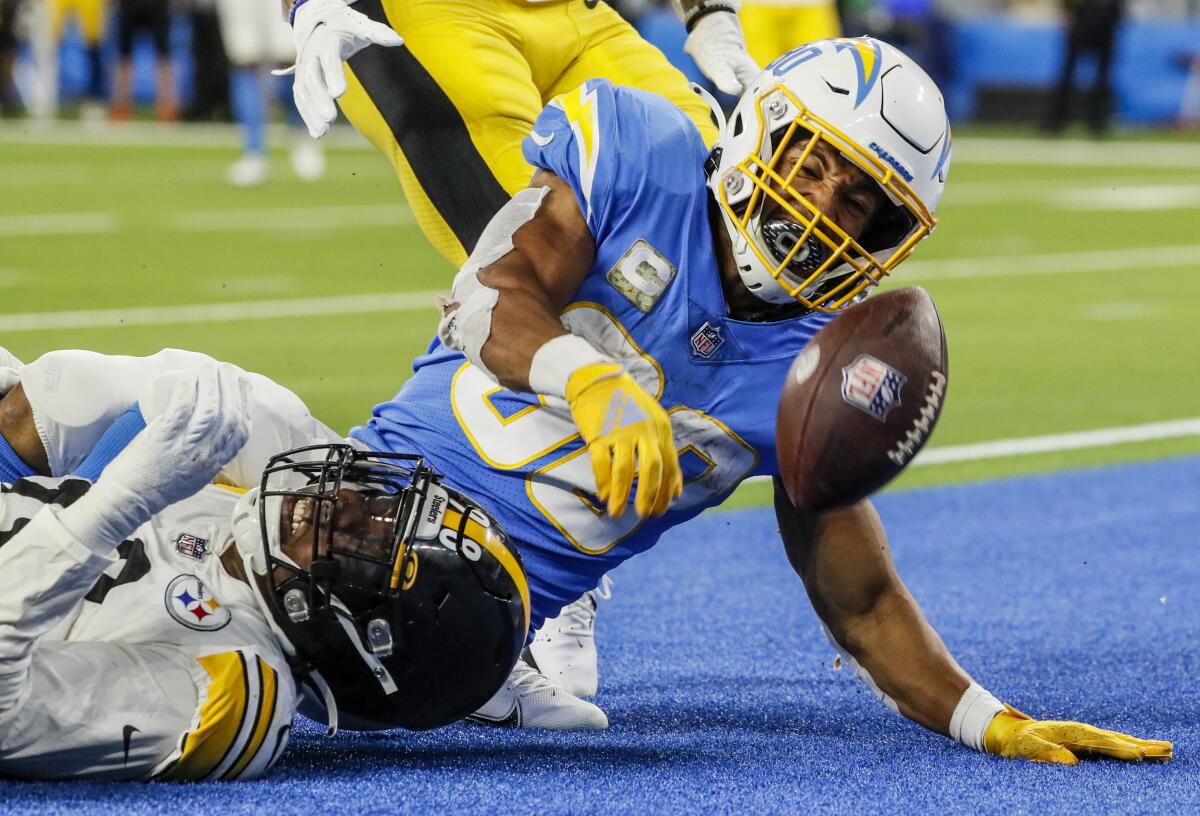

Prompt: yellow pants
[
  {"left": 338, "top": 0, "right": 719, "bottom": 267},
  {"left": 741, "top": 2, "right": 841, "bottom": 67},
  {"left": 50, "top": 0, "right": 107, "bottom": 44}
]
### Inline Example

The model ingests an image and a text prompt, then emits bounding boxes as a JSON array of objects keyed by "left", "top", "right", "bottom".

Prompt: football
[{"left": 776, "top": 287, "right": 949, "bottom": 511}]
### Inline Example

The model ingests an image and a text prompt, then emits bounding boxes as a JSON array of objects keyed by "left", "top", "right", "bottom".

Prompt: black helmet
[{"left": 253, "top": 444, "right": 528, "bottom": 731}]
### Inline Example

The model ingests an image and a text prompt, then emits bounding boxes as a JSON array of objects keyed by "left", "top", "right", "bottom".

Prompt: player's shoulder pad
[{"left": 522, "top": 79, "right": 709, "bottom": 239}]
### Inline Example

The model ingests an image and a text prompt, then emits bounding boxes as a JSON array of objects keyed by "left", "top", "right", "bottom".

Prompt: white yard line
[
  {"left": 5, "top": 123, "right": 1198, "bottom": 167},
  {"left": 0, "top": 204, "right": 416, "bottom": 237},
  {"left": 0, "top": 290, "right": 445, "bottom": 332},
  {"left": 0, "top": 212, "right": 118, "bottom": 236},
  {"left": 952, "top": 138, "right": 1200, "bottom": 168},
  {"left": 167, "top": 204, "right": 414, "bottom": 232},
  {"left": 744, "top": 418, "right": 1200, "bottom": 485},
  {"left": 0, "top": 242, "right": 1196, "bottom": 329},
  {"left": 912, "top": 418, "right": 1200, "bottom": 466},
  {"left": 0, "top": 120, "right": 372, "bottom": 150},
  {"left": 903, "top": 244, "right": 1200, "bottom": 281}
]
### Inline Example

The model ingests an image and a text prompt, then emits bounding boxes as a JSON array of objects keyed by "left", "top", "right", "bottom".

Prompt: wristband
[
  {"left": 0, "top": 432, "right": 35, "bottom": 484},
  {"left": 528, "top": 334, "right": 611, "bottom": 399},
  {"left": 56, "top": 478, "right": 150, "bottom": 557},
  {"left": 73, "top": 404, "right": 146, "bottom": 483},
  {"left": 288, "top": 0, "right": 311, "bottom": 25},
  {"left": 948, "top": 682, "right": 1006, "bottom": 752},
  {"left": 679, "top": 0, "right": 742, "bottom": 32}
]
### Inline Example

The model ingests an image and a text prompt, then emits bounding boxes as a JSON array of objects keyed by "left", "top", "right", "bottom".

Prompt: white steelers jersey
[{"left": 0, "top": 476, "right": 297, "bottom": 781}]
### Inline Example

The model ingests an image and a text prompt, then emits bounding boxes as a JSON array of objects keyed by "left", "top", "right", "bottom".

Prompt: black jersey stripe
[
  {"left": 346, "top": 0, "right": 511, "bottom": 256},
  {"left": 1, "top": 477, "right": 90, "bottom": 508}
]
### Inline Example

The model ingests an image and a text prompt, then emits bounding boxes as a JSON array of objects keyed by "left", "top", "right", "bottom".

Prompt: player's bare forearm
[
  {"left": 476, "top": 171, "right": 595, "bottom": 392},
  {"left": 0, "top": 385, "right": 49, "bottom": 476},
  {"left": 775, "top": 482, "right": 972, "bottom": 735}
]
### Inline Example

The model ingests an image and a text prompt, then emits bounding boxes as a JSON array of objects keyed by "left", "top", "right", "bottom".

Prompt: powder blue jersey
[{"left": 352, "top": 80, "right": 832, "bottom": 630}]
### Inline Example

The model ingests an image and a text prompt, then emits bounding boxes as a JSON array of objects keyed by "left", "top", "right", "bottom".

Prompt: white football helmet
[{"left": 706, "top": 37, "right": 951, "bottom": 311}]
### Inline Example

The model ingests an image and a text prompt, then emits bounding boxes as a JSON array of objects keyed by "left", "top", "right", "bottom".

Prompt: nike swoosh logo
[
  {"left": 122, "top": 724, "right": 140, "bottom": 767},
  {"left": 466, "top": 705, "right": 521, "bottom": 728},
  {"left": 529, "top": 130, "right": 554, "bottom": 147}
]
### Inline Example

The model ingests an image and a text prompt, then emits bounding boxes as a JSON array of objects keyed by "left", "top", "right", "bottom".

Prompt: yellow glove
[
  {"left": 565, "top": 362, "right": 683, "bottom": 518},
  {"left": 984, "top": 705, "right": 1172, "bottom": 765}
]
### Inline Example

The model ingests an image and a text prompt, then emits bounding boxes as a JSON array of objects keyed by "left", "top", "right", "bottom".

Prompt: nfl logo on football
[
  {"left": 690, "top": 322, "right": 724, "bottom": 358},
  {"left": 841, "top": 354, "right": 907, "bottom": 421}
]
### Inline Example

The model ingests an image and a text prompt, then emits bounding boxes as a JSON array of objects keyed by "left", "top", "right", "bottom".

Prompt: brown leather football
[{"left": 776, "top": 287, "right": 949, "bottom": 511}]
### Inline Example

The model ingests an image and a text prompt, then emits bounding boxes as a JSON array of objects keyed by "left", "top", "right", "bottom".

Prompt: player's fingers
[
  {"left": 633, "top": 436, "right": 663, "bottom": 518},
  {"left": 161, "top": 371, "right": 200, "bottom": 436},
  {"left": 187, "top": 364, "right": 221, "bottom": 443},
  {"left": 304, "top": 56, "right": 336, "bottom": 124},
  {"left": 732, "top": 53, "right": 761, "bottom": 87},
  {"left": 590, "top": 441, "right": 612, "bottom": 505},
  {"left": 318, "top": 49, "right": 347, "bottom": 100},
  {"left": 363, "top": 21, "right": 404, "bottom": 48},
  {"left": 702, "top": 58, "right": 741, "bottom": 96},
  {"left": 607, "top": 441, "right": 635, "bottom": 518},
  {"left": 292, "top": 75, "right": 325, "bottom": 139},
  {"left": 651, "top": 443, "right": 677, "bottom": 516},
  {"left": 1057, "top": 729, "right": 1172, "bottom": 762},
  {"left": 1013, "top": 732, "right": 1079, "bottom": 765}
]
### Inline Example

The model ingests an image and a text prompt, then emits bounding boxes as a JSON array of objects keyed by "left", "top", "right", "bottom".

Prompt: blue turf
[{"left": 3, "top": 457, "right": 1198, "bottom": 813}]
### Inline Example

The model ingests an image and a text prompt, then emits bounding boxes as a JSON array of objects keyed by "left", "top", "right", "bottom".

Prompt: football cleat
[
  {"left": 526, "top": 576, "right": 612, "bottom": 698},
  {"left": 228, "top": 153, "right": 269, "bottom": 187},
  {"left": 290, "top": 138, "right": 326, "bottom": 182},
  {"left": 467, "top": 659, "right": 608, "bottom": 731}
]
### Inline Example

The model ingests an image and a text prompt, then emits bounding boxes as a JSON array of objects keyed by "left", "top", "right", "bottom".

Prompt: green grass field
[{"left": 2, "top": 122, "right": 1198, "bottom": 509}]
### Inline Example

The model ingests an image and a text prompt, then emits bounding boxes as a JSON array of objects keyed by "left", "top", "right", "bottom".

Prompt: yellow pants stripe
[
  {"left": 159, "top": 652, "right": 249, "bottom": 781},
  {"left": 224, "top": 657, "right": 280, "bottom": 780}
]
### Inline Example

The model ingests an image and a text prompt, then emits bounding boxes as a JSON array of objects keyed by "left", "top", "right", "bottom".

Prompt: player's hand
[
  {"left": 684, "top": 11, "right": 760, "bottom": 96},
  {"left": 984, "top": 705, "right": 1172, "bottom": 765},
  {"left": 566, "top": 363, "right": 682, "bottom": 519},
  {"left": 103, "top": 363, "right": 252, "bottom": 519},
  {"left": 276, "top": 0, "right": 404, "bottom": 139}
]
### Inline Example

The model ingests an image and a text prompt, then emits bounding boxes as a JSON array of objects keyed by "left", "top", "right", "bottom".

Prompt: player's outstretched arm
[
  {"left": 437, "top": 171, "right": 682, "bottom": 518},
  {"left": 774, "top": 481, "right": 1172, "bottom": 764},
  {"left": 278, "top": 0, "right": 405, "bottom": 139}
]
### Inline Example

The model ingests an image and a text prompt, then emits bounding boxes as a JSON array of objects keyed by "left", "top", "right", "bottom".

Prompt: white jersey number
[{"left": 452, "top": 304, "right": 758, "bottom": 554}]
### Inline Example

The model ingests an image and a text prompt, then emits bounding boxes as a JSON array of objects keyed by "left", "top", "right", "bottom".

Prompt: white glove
[
  {"left": 276, "top": 0, "right": 405, "bottom": 139},
  {"left": 684, "top": 10, "right": 760, "bottom": 96},
  {"left": 59, "top": 364, "right": 252, "bottom": 549}
]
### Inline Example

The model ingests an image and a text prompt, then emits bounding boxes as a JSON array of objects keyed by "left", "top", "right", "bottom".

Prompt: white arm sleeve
[
  {"left": 0, "top": 499, "right": 117, "bottom": 714},
  {"left": 21, "top": 348, "right": 344, "bottom": 486}
]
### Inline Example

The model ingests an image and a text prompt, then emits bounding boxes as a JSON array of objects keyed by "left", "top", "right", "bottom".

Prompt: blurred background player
[
  {"left": 740, "top": 0, "right": 841, "bottom": 66},
  {"left": 109, "top": 0, "right": 177, "bottom": 121},
  {"left": 48, "top": 0, "right": 108, "bottom": 117},
  {"left": 1043, "top": 0, "right": 1125, "bottom": 135},
  {"left": 0, "top": 0, "right": 23, "bottom": 115},
  {"left": 182, "top": 0, "right": 230, "bottom": 122},
  {"left": 219, "top": 0, "right": 324, "bottom": 186}
]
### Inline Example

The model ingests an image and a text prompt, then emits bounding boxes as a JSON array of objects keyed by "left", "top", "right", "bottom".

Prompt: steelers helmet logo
[
  {"left": 400, "top": 551, "right": 419, "bottom": 590},
  {"left": 165, "top": 574, "right": 231, "bottom": 631}
]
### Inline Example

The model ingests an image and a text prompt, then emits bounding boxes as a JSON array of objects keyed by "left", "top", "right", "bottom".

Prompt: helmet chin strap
[
  {"left": 226, "top": 486, "right": 310, "bottom": 662},
  {"left": 690, "top": 82, "right": 728, "bottom": 143}
]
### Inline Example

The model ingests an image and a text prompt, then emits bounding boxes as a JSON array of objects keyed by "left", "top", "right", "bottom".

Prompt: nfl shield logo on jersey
[
  {"left": 690, "top": 322, "right": 725, "bottom": 358},
  {"left": 165, "top": 574, "right": 231, "bottom": 631},
  {"left": 175, "top": 533, "right": 209, "bottom": 561},
  {"left": 841, "top": 354, "right": 906, "bottom": 421}
]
